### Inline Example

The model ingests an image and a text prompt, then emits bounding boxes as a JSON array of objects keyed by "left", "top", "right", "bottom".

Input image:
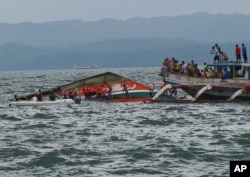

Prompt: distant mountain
[
  {"left": 0, "top": 13, "right": 249, "bottom": 47},
  {"left": 0, "top": 12, "right": 249, "bottom": 70},
  {"left": 0, "top": 39, "right": 244, "bottom": 71}
]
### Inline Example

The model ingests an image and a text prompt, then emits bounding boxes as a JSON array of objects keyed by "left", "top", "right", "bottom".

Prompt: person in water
[
  {"left": 73, "top": 92, "right": 81, "bottom": 104},
  {"left": 37, "top": 89, "right": 42, "bottom": 101},
  {"left": 13, "top": 95, "right": 18, "bottom": 101},
  {"left": 68, "top": 92, "right": 74, "bottom": 99},
  {"left": 49, "top": 94, "right": 55, "bottom": 101}
]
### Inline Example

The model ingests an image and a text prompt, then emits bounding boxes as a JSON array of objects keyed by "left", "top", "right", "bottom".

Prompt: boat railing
[{"left": 166, "top": 71, "right": 250, "bottom": 85}]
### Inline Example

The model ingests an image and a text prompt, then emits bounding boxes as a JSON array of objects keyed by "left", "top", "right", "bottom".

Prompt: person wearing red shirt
[{"left": 235, "top": 44, "right": 241, "bottom": 63}]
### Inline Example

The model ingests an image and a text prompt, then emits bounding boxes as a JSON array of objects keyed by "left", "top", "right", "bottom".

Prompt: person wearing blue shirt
[
  {"left": 222, "top": 69, "right": 232, "bottom": 79},
  {"left": 242, "top": 43, "right": 248, "bottom": 63}
]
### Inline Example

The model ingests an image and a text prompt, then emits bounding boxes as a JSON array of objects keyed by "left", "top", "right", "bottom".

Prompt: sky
[{"left": 0, "top": 0, "right": 250, "bottom": 23}]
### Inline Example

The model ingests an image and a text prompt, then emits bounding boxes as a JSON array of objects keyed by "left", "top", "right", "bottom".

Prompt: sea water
[{"left": 0, "top": 67, "right": 250, "bottom": 177}]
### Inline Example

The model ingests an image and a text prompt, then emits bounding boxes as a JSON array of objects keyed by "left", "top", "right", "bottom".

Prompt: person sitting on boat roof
[
  {"left": 210, "top": 46, "right": 220, "bottom": 63},
  {"left": 221, "top": 51, "right": 229, "bottom": 61}
]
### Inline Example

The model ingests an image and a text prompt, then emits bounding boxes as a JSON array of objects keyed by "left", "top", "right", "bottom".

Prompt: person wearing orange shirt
[{"left": 82, "top": 83, "right": 90, "bottom": 98}]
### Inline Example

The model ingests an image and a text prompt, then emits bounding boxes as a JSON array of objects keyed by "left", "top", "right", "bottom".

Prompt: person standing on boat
[
  {"left": 82, "top": 83, "right": 90, "bottom": 98},
  {"left": 123, "top": 84, "right": 130, "bottom": 98},
  {"left": 215, "top": 44, "right": 222, "bottom": 53},
  {"left": 148, "top": 82, "right": 155, "bottom": 97},
  {"left": 215, "top": 44, "right": 222, "bottom": 61},
  {"left": 210, "top": 46, "right": 220, "bottom": 63},
  {"left": 107, "top": 84, "right": 113, "bottom": 99},
  {"left": 101, "top": 84, "right": 107, "bottom": 98},
  {"left": 242, "top": 43, "right": 248, "bottom": 63},
  {"left": 235, "top": 44, "right": 241, "bottom": 63}
]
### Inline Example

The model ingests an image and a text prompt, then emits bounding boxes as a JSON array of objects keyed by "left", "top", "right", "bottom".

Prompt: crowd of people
[
  {"left": 82, "top": 83, "right": 113, "bottom": 99},
  {"left": 160, "top": 43, "right": 248, "bottom": 79},
  {"left": 62, "top": 91, "right": 81, "bottom": 104},
  {"left": 160, "top": 58, "right": 215, "bottom": 78}
]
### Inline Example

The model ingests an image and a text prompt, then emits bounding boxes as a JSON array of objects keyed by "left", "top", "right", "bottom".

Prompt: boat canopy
[
  {"left": 207, "top": 62, "right": 242, "bottom": 67},
  {"left": 15, "top": 72, "right": 134, "bottom": 100},
  {"left": 207, "top": 61, "right": 250, "bottom": 67}
]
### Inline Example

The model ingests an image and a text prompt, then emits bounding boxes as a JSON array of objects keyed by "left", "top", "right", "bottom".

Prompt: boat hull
[
  {"left": 14, "top": 72, "right": 177, "bottom": 103},
  {"left": 163, "top": 72, "right": 250, "bottom": 102},
  {"left": 180, "top": 84, "right": 250, "bottom": 101}
]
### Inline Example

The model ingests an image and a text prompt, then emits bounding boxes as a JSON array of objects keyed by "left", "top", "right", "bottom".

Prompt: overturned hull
[{"left": 14, "top": 72, "right": 176, "bottom": 103}]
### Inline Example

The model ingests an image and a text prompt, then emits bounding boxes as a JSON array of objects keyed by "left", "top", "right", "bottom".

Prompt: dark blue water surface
[{"left": 1, "top": 68, "right": 250, "bottom": 177}]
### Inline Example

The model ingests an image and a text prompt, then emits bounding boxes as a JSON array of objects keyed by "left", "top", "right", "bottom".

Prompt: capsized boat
[
  {"left": 160, "top": 61, "right": 250, "bottom": 102},
  {"left": 13, "top": 72, "right": 177, "bottom": 103}
]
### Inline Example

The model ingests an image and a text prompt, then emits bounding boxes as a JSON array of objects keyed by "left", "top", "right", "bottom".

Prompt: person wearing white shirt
[{"left": 210, "top": 46, "right": 220, "bottom": 63}]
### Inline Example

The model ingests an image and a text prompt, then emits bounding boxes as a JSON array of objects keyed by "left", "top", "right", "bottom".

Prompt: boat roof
[
  {"left": 60, "top": 72, "right": 131, "bottom": 90},
  {"left": 15, "top": 72, "right": 136, "bottom": 100},
  {"left": 207, "top": 61, "right": 250, "bottom": 67}
]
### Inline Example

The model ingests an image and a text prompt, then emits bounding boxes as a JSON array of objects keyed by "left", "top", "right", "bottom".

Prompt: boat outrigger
[
  {"left": 160, "top": 61, "right": 250, "bottom": 102},
  {"left": 10, "top": 72, "right": 178, "bottom": 105}
]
